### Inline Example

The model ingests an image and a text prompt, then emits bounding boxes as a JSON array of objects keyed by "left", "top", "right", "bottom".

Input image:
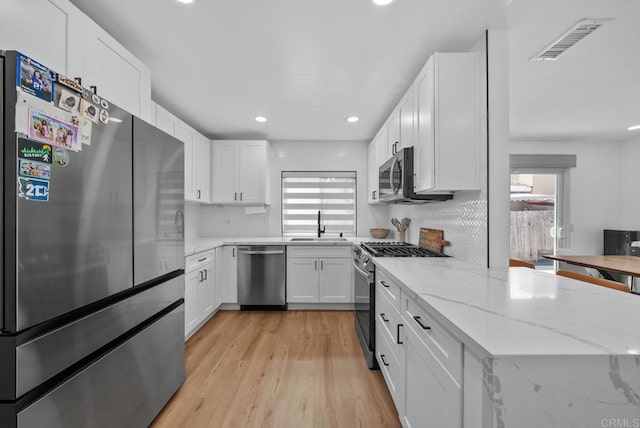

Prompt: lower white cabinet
[
  {"left": 374, "top": 267, "right": 463, "bottom": 427},
  {"left": 184, "top": 250, "right": 220, "bottom": 339},
  {"left": 222, "top": 245, "right": 238, "bottom": 303},
  {"left": 287, "top": 246, "right": 353, "bottom": 304},
  {"left": 403, "top": 322, "right": 462, "bottom": 428}
]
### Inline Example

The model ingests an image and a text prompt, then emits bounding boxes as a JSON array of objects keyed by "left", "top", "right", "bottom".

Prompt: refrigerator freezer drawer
[
  {"left": 13, "top": 275, "right": 183, "bottom": 399},
  {"left": 16, "top": 304, "right": 185, "bottom": 428}
]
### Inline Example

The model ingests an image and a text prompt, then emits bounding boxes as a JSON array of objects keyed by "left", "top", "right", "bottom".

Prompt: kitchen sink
[{"left": 289, "top": 237, "right": 348, "bottom": 242}]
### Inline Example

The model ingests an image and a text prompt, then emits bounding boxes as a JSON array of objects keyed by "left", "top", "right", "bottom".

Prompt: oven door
[
  {"left": 379, "top": 154, "right": 404, "bottom": 203},
  {"left": 353, "top": 256, "right": 377, "bottom": 369}
]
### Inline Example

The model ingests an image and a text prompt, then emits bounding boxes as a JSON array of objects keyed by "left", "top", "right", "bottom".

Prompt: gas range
[{"left": 360, "top": 241, "right": 449, "bottom": 258}]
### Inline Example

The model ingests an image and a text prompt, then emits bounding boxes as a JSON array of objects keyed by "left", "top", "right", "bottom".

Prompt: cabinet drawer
[
  {"left": 375, "top": 324, "right": 403, "bottom": 411},
  {"left": 376, "top": 269, "right": 401, "bottom": 311},
  {"left": 375, "top": 283, "right": 402, "bottom": 347},
  {"left": 403, "top": 296, "right": 463, "bottom": 385},
  {"left": 287, "top": 245, "right": 351, "bottom": 259},
  {"left": 185, "top": 250, "right": 214, "bottom": 272}
]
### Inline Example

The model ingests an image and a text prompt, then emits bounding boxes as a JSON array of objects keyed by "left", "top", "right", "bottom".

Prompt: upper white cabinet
[
  {"left": 155, "top": 105, "right": 181, "bottom": 137},
  {"left": 210, "top": 140, "right": 271, "bottom": 205},
  {"left": 387, "top": 86, "right": 415, "bottom": 157},
  {"left": 0, "top": 0, "right": 152, "bottom": 122},
  {"left": 0, "top": 0, "right": 84, "bottom": 77},
  {"left": 82, "top": 18, "right": 152, "bottom": 121},
  {"left": 367, "top": 128, "right": 388, "bottom": 204},
  {"left": 414, "top": 53, "right": 479, "bottom": 193},
  {"left": 178, "top": 122, "right": 210, "bottom": 203}
]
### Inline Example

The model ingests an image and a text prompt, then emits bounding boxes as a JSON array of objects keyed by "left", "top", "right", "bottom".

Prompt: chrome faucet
[{"left": 317, "top": 210, "right": 325, "bottom": 238}]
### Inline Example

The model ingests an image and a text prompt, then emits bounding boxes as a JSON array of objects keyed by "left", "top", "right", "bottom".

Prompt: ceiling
[
  {"left": 508, "top": 0, "right": 640, "bottom": 143},
  {"left": 68, "top": 0, "right": 639, "bottom": 143}
]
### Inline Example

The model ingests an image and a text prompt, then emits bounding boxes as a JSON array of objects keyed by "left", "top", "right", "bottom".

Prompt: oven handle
[{"left": 352, "top": 260, "right": 371, "bottom": 280}]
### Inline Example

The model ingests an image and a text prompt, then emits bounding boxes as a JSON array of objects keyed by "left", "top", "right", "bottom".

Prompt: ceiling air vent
[{"left": 531, "top": 18, "right": 610, "bottom": 61}]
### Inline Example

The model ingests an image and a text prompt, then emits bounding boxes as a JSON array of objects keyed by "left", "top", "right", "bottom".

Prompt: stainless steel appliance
[
  {"left": 237, "top": 245, "right": 286, "bottom": 309},
  {"left": 0, "top": 51, "right": 185, "bottom": 427},
  {"left": 353, "top": 241, "right": 449, "bottom": 370},
  {"left": 379, "top": 147, "right": 453, "bottom": 203}
]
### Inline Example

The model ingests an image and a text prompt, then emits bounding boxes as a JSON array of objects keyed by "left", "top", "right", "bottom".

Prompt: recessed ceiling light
[
  {"left": 255, "top": 116, "right": 267, "bottom": 123},
  {"left": 627, "top": 124, "right": 640, "bottom": 131},
  {"left": 346, "top": 116, "right": 359, "bottom": 123},
  {"left": 176, "top": 0, "right": 194, "bottom": 3},
  {"left": 373, "top": 0, "right": 394, "bottom": 5}
]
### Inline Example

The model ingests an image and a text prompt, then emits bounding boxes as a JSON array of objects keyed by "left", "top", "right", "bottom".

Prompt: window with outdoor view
[{"left": 281, "top": 171, "right": 357, "bottom": 237}]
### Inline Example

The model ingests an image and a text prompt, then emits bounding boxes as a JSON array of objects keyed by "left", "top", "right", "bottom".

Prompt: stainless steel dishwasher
[{"left": 237, "top": 245, "right": 286, "bottom": 309}]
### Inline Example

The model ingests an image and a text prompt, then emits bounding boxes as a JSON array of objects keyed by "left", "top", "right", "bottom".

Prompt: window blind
[{"left": 282, "top": 171, "right": 357, "bottom": 237}]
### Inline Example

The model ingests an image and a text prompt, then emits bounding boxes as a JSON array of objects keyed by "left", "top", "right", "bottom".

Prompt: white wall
[
  {"left": 619, "top": 135, "right": 640, "bottom": 230},
  {"left": 510, "top": 140, "right": 623, "bottom": 254},
  {"left": 197, "top": 140, "right": 389, "bottom": 237}
]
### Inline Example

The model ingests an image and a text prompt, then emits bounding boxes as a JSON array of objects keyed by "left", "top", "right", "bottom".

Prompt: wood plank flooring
[{"left": 152, "top": 310, "right": 401, "bottom": 428}]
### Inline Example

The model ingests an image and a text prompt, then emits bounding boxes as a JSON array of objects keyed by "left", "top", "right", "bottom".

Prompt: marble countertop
[
  {"left": 185, "top": 236, "right": 394, "bottom": 256},
  {"left": 373, "top": 257, "right": 640, "bottom": 358}
]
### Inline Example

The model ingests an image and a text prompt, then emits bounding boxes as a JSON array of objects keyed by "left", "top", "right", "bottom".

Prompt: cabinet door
[
  {"left": 193, "top": 134, "right": 211, "bottom": 203},
  {"left": 287, "top": 258, "right": 319, "bottom": 303},
  {"left": 185, "top": 271, "right": 201, "bottom": 338},
  {"left": 399, "top": 87, "right": 414, "bottom": 149},
  {"left": 376, "top": 127, "right": 389, "bottom": 167},
  {"left": 403, "top": 324, "right": 462, "bottom": 428},
  {"left": 211, "top": 141, "right": 238, "bottom": 203},
  {"left": 222, "top": 246, "right": 238, "bottom": 303},
  {"left": 238, "top": 141, "right": 266, "bottom": 203},
  {"left": 318, "top": 258, "right": 352, "bottom": 303},
  {"left": 82, "top": 18, "right": 151, "bottom": 121},
  {"left": 387, "top": 112, "right": 400, "bottom": 157},
  {"left": 155, "top": 105, "right": 180, "bottom": 137},
  {"left": 414, "top": 57, "right": 436, "bottom": 193},
  {"left": 214, "top": 247, "right": 223, "bottom": 309},
  {"left": 199, "top": 261, "right": 216, "bottom": 318},
  {"left": 367, "top": 140, "right": 379, "bottom": 204},
  {"left": 0, "top": 0, "right": 84, "bottom": 76},
  {"left": 179, "top": 123, "right": 196, "bottom": 201}
]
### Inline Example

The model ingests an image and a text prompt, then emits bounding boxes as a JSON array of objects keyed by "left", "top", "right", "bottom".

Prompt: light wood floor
[{"left": 152, "top": 310, "right": 401, "bottom": 428}]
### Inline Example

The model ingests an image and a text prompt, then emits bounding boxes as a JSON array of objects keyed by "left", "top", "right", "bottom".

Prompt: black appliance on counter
[
  {"left": 1, "top": 51, "right": 185, "bottom": 427},
  {"left": 353, "top": 242, "right": 449, "bottom": 369},
  {"left": 604, "top": 229, "right": 640, "bottom": 283}
]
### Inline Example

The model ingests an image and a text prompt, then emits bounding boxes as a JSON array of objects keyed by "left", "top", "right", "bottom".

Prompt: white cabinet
[
  {"left": 184, "top": 250, "right": 219, "bottom": 338},
  {"left": 214, "top": 247, "right": 224, "bottom": 309},
  {"left": 0, "top": 0, "right": 152, "bottom": 121},
  {"left": 386, "top": 86, "right": 414, "bottom": 157},
  {"left": 211, "top": 140, "right": 270, "bottom": 205},
  {"left": 179, "top": 123, "right": 210, "bottom": 203},
  {"left": 222, "top": 246, "right": 238, "bottom": 303},
  {"left": 403, "top": 322, "right": 462, "bottom": 428},
  {"left": 414, "top": 53, "right": 479, "bottom": 193},
  {"left": 318, "top": 259, "right": 353, "bottom": 303},
  {"left": 367, "top": 129, "right": 387, "bottom": 204},
  {"left": 287, "top": 259, "right": 319, "bottom": 303},
  {"left": 0, "top": 0, "right": 84, "bottom": 77},
  {"left": 155, "top": 105, "right": 181, "bottom": 137},
  {"left": 286, "top": 246, "right": 353, "bottom": 304}
]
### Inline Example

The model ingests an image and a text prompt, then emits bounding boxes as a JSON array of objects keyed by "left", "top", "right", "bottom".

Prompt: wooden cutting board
[{"left": 419, "top": 228, "right": 450, "bottom": 253}]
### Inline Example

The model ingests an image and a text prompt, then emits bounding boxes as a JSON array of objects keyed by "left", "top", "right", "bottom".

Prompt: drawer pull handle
[
  {"left": 397, "top": 323, "right": 404, "bottom": 344},
  {"left": 380, "top": 281, "right": 390, "bottom": 288},
  {"left": 413, "top": 316, "right": 431, "bottom": 330},
  {"left": 198, "top": 257, "right": 206, "bottom": 262},
  {"left": 380, "top": 313, "right": 389, "bottom": 322},
  {"left": 380, "top": 354, "right": 390, "bottom": 367}
]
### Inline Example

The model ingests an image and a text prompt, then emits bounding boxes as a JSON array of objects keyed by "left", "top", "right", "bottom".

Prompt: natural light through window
[{"left": 282, "top": 172, "right": 356, "bottom": 237}]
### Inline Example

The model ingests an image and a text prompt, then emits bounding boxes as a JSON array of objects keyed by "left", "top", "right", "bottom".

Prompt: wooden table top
[{"left": 543, "top": 254, "right": 640, "bottom": 276}]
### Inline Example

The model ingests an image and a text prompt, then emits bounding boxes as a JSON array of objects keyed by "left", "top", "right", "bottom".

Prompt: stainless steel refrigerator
[{"left": 0, "top": 51, "right": 185, "bottom": 427}]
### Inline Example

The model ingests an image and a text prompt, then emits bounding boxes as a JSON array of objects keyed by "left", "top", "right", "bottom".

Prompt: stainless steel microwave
[{"left": 378, "top": 147, "right": 453, "bottom": 203}]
